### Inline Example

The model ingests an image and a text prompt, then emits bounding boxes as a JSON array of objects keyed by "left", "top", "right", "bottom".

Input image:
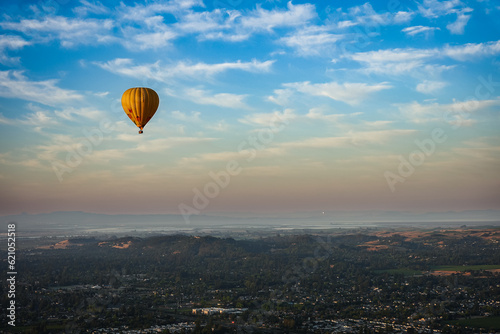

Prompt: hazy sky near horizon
[{"left": 0, "top": 0, "right": 499, "bottom": 216}]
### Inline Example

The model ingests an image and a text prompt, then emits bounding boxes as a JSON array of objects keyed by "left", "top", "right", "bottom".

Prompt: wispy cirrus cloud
[
  {"left": 95, "top": 58, "right": 274, "bottom": 82},
  {"left": 280, "top": 2, "right": 415, "bottom": 57},
  {"left": 239, "top": 108, "right": 296, "bottom": 127},
  {"left": 418, "top": 0, "right": 463, "bottom": 18},
  {"left": 342, "top": 2, "right": 414, "bottom": 26},
  {"left": 73, "top": 0, "right": 111, "bottom": 16},
  {"left": 346, "top": 40, "right": 500, "bottom": 76},
  {"left": 417, "top": 0, "right": 473, "bottom": 34},
  {"left": 284, "top": 81, "right": 392, "bottom": 105},
  {"left": 116, "top": 0, "right": 204, "bottom": 22},
  {"left": 181, "top": 129, "right": 417, "bottom": 167},
  {"left": 0, "top": 35, "right": 31, "bottom": 64},
  {"left": 0, "top": 71, "right": 83, "bottom": 107},
  {"left": 133, "top": 136, "right": 217, "bottom": 153},
  {"left": 118, "top": 1, "right": 317, "bottom": 46},
  {"left": 0, "top": 16, "right": 115, "bottom": 47},
  {"left": 279, "top": 129, "right": 416, "bottom": 149},
  {"left": 305, "top": 108, "right": 347, "bottom": 122},
  {"left": 348, "top": 47, "right": 441, "bottom": 75},
  {"left": 443, "top": 40, "right": 500, "bottom": 61},
  {"left": 397, "top": 98, "right": 500, "bottom": 125},
  {"left": 279, "top": 26, "right": 343, "bottom": 56},
  {"left": 416, "top": 80, "right": 447, "bottom": 94},
  {"left": 184, "top": 88, "right": 249, "bottom": 109},
  {"left": 122, "top": 30, "right": 178, "bottom": 50},
  {"left": 0, "top": 103, "right": 107, "bottom": 133},
  {"left": 53, "top": 106, "right": 105, "bottom": 121},
  {"left": 267, "top": 88, "right": 294, "bottom": 107},
  {"left": 241, "top": 1, "right": 316, "bottom": 31},
  {"left": 402, "top": 25, "right": 440, "bottom": 37},
  {"left": 171, "top": 110, "right": 202, "bottom": 122},
  {"left": 446, "top": 9, "right": 472, "bottom": 34}
]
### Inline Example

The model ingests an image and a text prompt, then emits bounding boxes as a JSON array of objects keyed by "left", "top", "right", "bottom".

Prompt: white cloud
[
  {"left": 279, "top": 129, "right": 416, "bottom": 149},
  {"left": 184, "top": 88, "right": 248, "bottom": 109},
  {"left": 443, "top": 40, "right": 500, "bottom": 61},
  {"left": 171, "top": 111, "right": 201, "bottom": 122},
  {"left": 54, "top": 107, "right": 104, "bottom": 121},
  {"left": 351, "top": 48, "right": 436, "bottom": 63},
  {"left": 117, "top": 0, "right": 203, "bottom": 23},
  {"left": 280, "top": 136, "right": 350, "bottom": 149},
  {"left": 349, "top": 48, "right": 438, "bottom": 75},
  {"left": 363, "top": 120, "right": 394, "bottom": 128},
  {"left": 94, "top": 91, "right": 109, "bottom": 98},
  {"left": 24, "top": 111, "right": 59, "bottom": 128},
  {"left": 397, "top": 99, "right": 500, "bottom": 124},
  {"left": 446, "top": 11, "right": 472, "bottom": 34},
  {"left": 34, "top": 134, "right": 92, "bottom": 163},
  {"left": 279, "top": 26, "right": 343, "bottom": 56},
  {"left": 416, "top": 80, "right": 447, "bottom": 94},
  {"left": 0, "top": 113, "right": 14, "bottom": 125},
  {"left": 171, "top": 59, "right": 275, "bottom": 77},
  {"left": 0, "top": 104, "right": 106, "bottom": 134},
  {"left": 393, "top": 11, "right": 415, "bottom": 23},
  {"left": 334, "top": 4, "right": 414, "bottom": 29},
  {"left": 0, "top": 151, "right": 47, "bottom": 170},
  {"left": 95, "top": 58, "right": 274, "bottom": 82},
  {"left": 282, "top": 3, "right": 415, "bottom": 58},
  {"left": 179, "top": 146, "right": 286, "bottom": 165},
  {"left": 0, "top": 71, "right": 83, "bottom": 106},
  {"left": 175, "top": 8, "right": 242, "bottom": 40},
  {"left": 305, "top": 108, "right": 353, "bottom": 123},
  {"left": 336, "top": 20, "right": 357, "bottom": 29},
  {"left": 113, "top": 135, "right": 217, "bottom": 154},
  {"left": 452, "top": 138, "right": 500, "bottom": 161},
  {"left": 73, "top": 0, "right": 110, "bottom": 16},
  {"left": 347, "top": 40, "right": 500, "bottom": 75},
  {"left": 205, "top": 120, "right": 229, "bottom": 132},
  {"left": 239, "top": 109, "right": 296, "bottom": 127},
  {"left": 125, "top": 30, "right": 178, "bottom": 50},
  {"left": 0, "top": 16, "right": 114, "bottom": 47},
  {"left": 134, "top": 137, "right": 216, "bottom": 153},
  {"left": 418, "top": 0, "right": 463, "bottom": 18},
  {"left": 0, "top": 1, "right": 207, "bottom": 51},
  {"left": 84, "top": 149, "right": 126, "bottom": 164},
  {"left": 345, "top": 3, "right": 391, "bottom": 26},
  {"left": 179, "top": 150, "right": 244, "bottom": 165},
  {"left": 241, "top": 2, "right": 316, "bottom": 31},
  {"left": 113, "top": 1, "right": 316, "bottom": 45},
  {"left": 267, "top": 88, "right": 294, "bottom": 106},
  {"left": 417, "top": 0, "right": 473, "bottom": 34},
  {"left": 402, "top": 25, "right": 439, "bottom": 37},
  {"left": 285, "top": 81, "right": 392, "bottom": 105},
  {"left": 0, "top": 35, "right": 31, "bottom": 64}
]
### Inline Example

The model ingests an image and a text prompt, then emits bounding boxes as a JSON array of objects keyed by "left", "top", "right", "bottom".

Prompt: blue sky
[{"left": 0, "top": 0, "right": 499, "bottom": 217}]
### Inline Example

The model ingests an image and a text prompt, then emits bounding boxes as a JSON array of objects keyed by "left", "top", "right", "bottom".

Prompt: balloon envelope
[{"left": 121, "top": 87, "right": 159, "bottom": 134}]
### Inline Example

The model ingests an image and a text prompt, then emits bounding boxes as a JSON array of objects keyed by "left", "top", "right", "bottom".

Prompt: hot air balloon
[{"left": 121, "top": 87, "right": 159, "bottom": 134}]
